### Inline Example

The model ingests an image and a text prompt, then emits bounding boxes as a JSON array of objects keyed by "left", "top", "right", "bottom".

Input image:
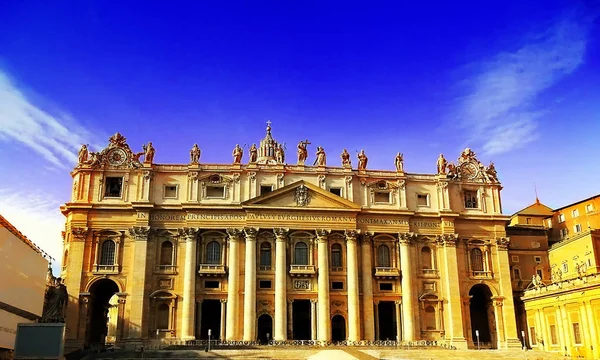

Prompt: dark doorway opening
[
  {"left": 469, "top": 284, "right": 493, "bottom": 345},
  {"left": 257, "top": 314, "right": 273, "bottom": 344},
  {"left": 292, "top": 300, "right": 311, "bottom": 340},
  {"left": 199, "top": 300, "right": 221, "bottom": 340},
  {"left": 378, "top": 301, "right": 397, "bottom": 340},
  {"left": 87, "top": 279, "right": 119, "bottom": 347},
  {"left": 331, "top": 315, "right": 346, "bottom": 342}
]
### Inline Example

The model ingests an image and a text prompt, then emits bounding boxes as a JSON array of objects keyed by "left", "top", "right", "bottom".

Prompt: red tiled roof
[{"left": 0, "top": 213, "right": 43, "bottom": 254}]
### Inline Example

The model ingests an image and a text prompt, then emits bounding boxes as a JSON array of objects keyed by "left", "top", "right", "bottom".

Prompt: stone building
[
  {"left": 61, "top": 124, "right": 521, "bottom": 351},
  {"left": 520, "top": 195, "right": 600, "bottom": 359}
]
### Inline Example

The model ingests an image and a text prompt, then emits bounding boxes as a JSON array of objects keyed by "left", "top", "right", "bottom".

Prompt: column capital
[
  {"left": 398, "top": 232, "right": 417, "bottom": 244},
  {"left": 395, "top": 300, "right": 402, "bottom": 305},
  {"left": 244, "top": 227, "right": 259, "bottom": 240},
  {"left": 492, "top": 296, "right": 505, "bottom": 308},
  {"left": 287, "top": 299, "right": 294, "bottom": 304},
  {"left": 178, "top": 227, "right": 199, "bottom": 241},
  {"left": 274, "top": 228, "right": 289, "bottom": 241},
  {"left": 436, "top": 233, "right": 459, "bottom": 247},
  {"left": 226, "top": 228, "right": 244, "bottom": 241},
  {"left": 71, "top": 227, "right": 89, "bottom": 241},
  {"left": 316, "top": 229, "right": 330, "bottom": 242},
  {"left": 344, "top": 229, "right": 360, "bottom": 242},
  {"left": 310, "top": 299, "right": 318, "bottom": 304},
  {"left": 361, "top": 231, "right": 374, "bottom": 244},
  {"left": 496, "top": 237, "right": 510, "bottom": 250},
  {"left": 220, "top": 299, "right": 227, "bottom": 304},
  {"left": 129, "top": 226, "right": 154, "bottom": 241}
]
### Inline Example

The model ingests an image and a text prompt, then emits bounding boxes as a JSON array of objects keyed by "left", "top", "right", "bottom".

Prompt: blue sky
[{"left": 0, "top": 1, "right": 598, "bottom": 272}]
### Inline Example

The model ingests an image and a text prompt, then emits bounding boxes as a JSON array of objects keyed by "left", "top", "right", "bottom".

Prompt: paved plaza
[{"left": 82, "top": 348, "right": 569, "bottom": 360}]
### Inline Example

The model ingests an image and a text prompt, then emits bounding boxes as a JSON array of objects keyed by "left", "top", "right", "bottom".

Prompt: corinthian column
[
  {"left": 274, "top": 228, "right": 289, "bottom": 341},
  {"left": 243, "top": 228, "right": 258, "bottom": 341},
  {"left": 399, "top": 232, "right": 416, "bottom": 341},
  {"left": 127, "top": 226, "right": 153, "bottom": 341},
  {"left": 345, "top": 229, "right": 361, "bottom": 342},
  {"left": 226, "top": 228, "right": 243, "bottom": 340},
  {"left": 179, "top": 227, "right": 199, "bottom": 340},
  {"left": 316, "top": 229, "right": 331, "bottom": 343},
  {"left": 361, "top": 232, "right": 375, "bottom": 341}
]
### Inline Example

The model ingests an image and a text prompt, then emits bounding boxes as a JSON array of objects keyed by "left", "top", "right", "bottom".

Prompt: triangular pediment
[{"left": 242, "top": 180, "right": 361, "bottom": 210}]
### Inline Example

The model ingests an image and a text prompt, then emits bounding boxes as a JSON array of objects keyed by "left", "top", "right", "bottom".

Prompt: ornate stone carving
[
  {"left": 177, "top": 227, "right": 198, "bottom": 240},
  {"left": 188, "top": 172, "right": 199, "bottom": 181},
  {"left": 244, "top": 227, "right": 258, "bottom": 240},
  {"left": 248, "top": 172, "right": 257, "bottom": 182},
  {"left": 143, "top": 170, "right": 154, "bottom": 180},
  {"left": 142, "top": 142, "right": 155, "bottom": 164},
  {"left": 361, "top": 232, "right": 374, "bottom": 244},
  {"left": 273, "top": 228, "right": 289, "bottom": 240},
  {"left": 129, "top": 226, "right": 153, "bottom": 240},
  {"left": 344, "top": 229, "right": 360, "bottom": 242},
  {"left": 77, "top": 144, "right": 89, "bottom": 167},
  {"left": 77, "top": 133, "right": 147, "bottom": 169},
  {"left": 232, "top": 144, "right": 243, "bottom": 164},
  {"left": 345, "top": 176, "right": 353, "bottom": 186},
  {"left": 315, "top": 229, "right": 330, "bottom": 242},
  {"left": 340, "top": 149, "right": 351, "bottom": 167},
  {"left": 397, "top": 180, "right": 405, "bottom": 190},
  {"left": 436, "top": 234, "right": 458, "bottom": 247},
  {"left": 277, "top": 173, "right": 284, "bottom": 186},
  {"left": 71, "top": 227, "right": 88, "bottom": 241},
  {"left": 399, "top": 232, "right": 417, "bottom": 244},
  {"left": 332, "top": 300, "right": 343, "bottom": 307},
  {"left": 226, "top": 228, "right": 243, "bottom": 241},
  {"left": 357, "top": 149, "right": 368, "bottom": 170},
  {"left": 496, "top": 237, "right": 510, "bottom": 250},
  {"left": 395, "top": 152, "right": 404, "bottom": 172},
  {"left": 317, "top": 174, "right": 326, "bottom": 188},
  {"left": 293, "top": 279, "right": 311, "bottom": 290},
  {"left": 232, "top": 173, "right": 240, "bottom": 183},
  {"left": 190, "top": 144, "right": 201, "bottom": 164},
  {"left": 436, "top": 181, "right": 449, "bottom": 189},
  {"left": 294, "top": 185, "right": 311, "bottom": 207}
]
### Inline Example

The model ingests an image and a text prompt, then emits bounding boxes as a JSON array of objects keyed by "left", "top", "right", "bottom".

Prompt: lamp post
[{"left": 475, "top": 330, "right": 480, "bottom": 350}]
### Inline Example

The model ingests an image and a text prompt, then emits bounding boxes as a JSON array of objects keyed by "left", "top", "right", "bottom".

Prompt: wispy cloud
[
  {"left": 0, "top": 189, "right": 65, "bottom": 273},
  {"left": 0, "top": 70, "right": 101, "bottom": 169},
  {"left": 457, "top": 11, "right": 592, "bottom": 155}
]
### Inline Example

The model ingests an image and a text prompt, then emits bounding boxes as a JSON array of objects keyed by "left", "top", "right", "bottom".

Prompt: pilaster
[
  {"left": 273, "top": 228, "right": 289, "bottom": 341},
  {"left": 345, "top": 229, "right": 361, "bottom": 342},
  {"left": 360, "top": 232, "right": 375, "bottom": 341},
  {"left": 243, "top": 227, "right": 258, "bottom": 341},
  {"left": 495, "top": 237, "right": 521, "bottom": 348},
  {"left": 126, "top": 226, "right": 153, "bottom": 342},
  {"left": 399, "top": 232, "right": 416, "bottom": 341}
]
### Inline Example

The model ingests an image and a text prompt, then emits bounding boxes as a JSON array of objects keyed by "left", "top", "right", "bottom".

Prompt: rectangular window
[
  {"left": 572, "top": 323, "right": 582, "bottom": 344},
  {"left": 512, "top": 268, "right": 521, "bottom": 280},
  {"left": 260, "top": 185, "right": 273, "bottom": 195},
  {"left": 374, "top": 191, "right": 390, "bottom": 203},
  {"left": 586, "top": 204, "right": 593, "bottom": 213},
  {"left": 550, "top": 324, "right": 558, "bottom": 345},
  {"left": 534, "top": 256, "right": 542, "bottom": 264},
  {"left": 464, "top": 190, "right": 478, "bottom": 209},
  {"left": 574, "top": 224, "right": 582, "bottom": 233},
  {"left": 259, "top": 280, "right": 272, "bottom": 289},
  {"left": 562, "top": 263, "right": 568, "bottom": 273},
  {"left": 331, "top": 281, "right": 344, "bottom": 290},
  {"left": 526, "top": 217, "right": 532, "bottom": 224},
  {"left": 530, "top": 327, "right": 537, "bottom": 345},
  {"left": 536, "top": 268, "right": 543, "bottom": 279},
  {"left": 329, "top": 188, "right": 342, "bottom": 196},
  {"left": 417, "top": 194, "right": 429, "bottom": 207},
  {"left": 206, "top": 186, "right": 225, "bottom": 198},
  {"left": 547, "top": 219, "right": 553, "bottom": 228},
  {"left": 572, "top": 209, "right": 579, "bottom": 218},
  {"left": 558, "top": 214, "right": 565, "bottom": 223},
  {"left": 511, "top": 255, "right": 520, "bottom": 263},
  {"left": 204, "top": 280, "right": 219, "bottom": 289},
  {"left": 379, "top": 282, "right": 393, "bottom": 291},
  {"left": 164, "top": 185, "right": 178, "bottom": 198},
  {"left": 560, "top": 228, "right": 568, "bottom": 239},
  {"left": 104, "top": 177, "right": 123, "bottom": 197}
]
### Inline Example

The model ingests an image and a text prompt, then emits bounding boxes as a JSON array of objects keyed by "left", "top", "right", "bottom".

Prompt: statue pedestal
[
  {"left": 142, "top": 162, "right": 153, "bottom": 168},
  {"left": 247, "top": 163, "right": 258, "bottom": 169},
  {"left": 296, "top": 164, "right": 305, "bottom": 171},
  {"left": 343, "top": 165, "right": 352, "bottom": 171},
  {"left": 188, "top": 163, "right": 200, "bottom": 170},
  {"left": 231, "top": 163, "right": 242, "bottom": 170},
  {"left": 396, "top": 171, "right": 405, "bottom": 177},
  {"left": 317, "top": 166, "right": 327, "bottom": 172}
]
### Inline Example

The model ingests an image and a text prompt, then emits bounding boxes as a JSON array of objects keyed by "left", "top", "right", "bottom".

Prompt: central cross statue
[{"left": 266, "top": 120, "right": 272, "bottom": 127}]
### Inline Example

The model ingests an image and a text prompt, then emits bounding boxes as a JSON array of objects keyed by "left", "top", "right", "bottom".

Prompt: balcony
[
  {"left": 289, "top": 265, "right": 316, "bottom": 277},
  {"left": 198, "top": 264, "right": 226, "bottom": 277},
  {"left": 331, "top": 266, "right": 345, "bottom": 272},
  {"left": 420, "top": 269, "right": 440, "bottom": 277},
  {"left": 154, "top": 265, "right": 178, "bottom": 274},
  {"left": 471, "top": 270, "right": 493, "bottom": 279},
  {"left": 93, "top": 264, "right": 119, "bottom": 274},
  {"left": 258, "top": 265, "right": 273, "bottom": 272},
  {"left": 374, "top": 267, "right": 400, "bottom": 278}
]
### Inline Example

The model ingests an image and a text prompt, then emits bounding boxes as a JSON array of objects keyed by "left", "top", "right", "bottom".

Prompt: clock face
[
  {"left": 108, "top": 148, "right": 128, "bottom": 166},
  {"left": 461, "top": 162, "right": 479, "bottom": 179}
]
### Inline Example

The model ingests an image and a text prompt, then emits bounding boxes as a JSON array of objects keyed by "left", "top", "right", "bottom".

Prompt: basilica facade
[{"left": 61, "top": 124, "right": 521, "bottom": 351}]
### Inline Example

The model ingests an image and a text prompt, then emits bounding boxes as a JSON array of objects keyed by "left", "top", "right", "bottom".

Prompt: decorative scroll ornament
[
  {"left": 71, "top": 227, "right": 89, "bottom": 241},
  {"left": 436, "top": 233, "right": 459, "bottom": 247},
  {"left": 273, "top": 228, "right": 289, "bottom": 240},
  {"left": 344, "top": 229, "right": 360, "bottom": 242},
  {"left": 178, "top": 227, "right": 199, "bottom": 240},
  {"left": 446, "top": 148, "right": 500, "bottom": 184},
  {"left": 243, "top": 227, "right": 259, "bottom": 240},
  {"left": 294, "top": 185, "right": 311, "bottom": 207},
  {"left": 315, "top": 229, "right": 330, "bottom": 241},
  {"left": 399, "top": 232, "right": 417, "bottom": 244},
  {"left": 76, "top": 132, "right": 148, "bottom": 170},
  {"left": 226, "top": 228, "right": 243, "bottom": 241},
  {"left": 496, "top": 237, "right": 510, "bottom": 250}
]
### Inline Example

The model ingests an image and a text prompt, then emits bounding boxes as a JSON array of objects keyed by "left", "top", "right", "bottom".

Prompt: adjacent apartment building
[{"left": 0, "top": 214, "right": 49, "bottom": 358}]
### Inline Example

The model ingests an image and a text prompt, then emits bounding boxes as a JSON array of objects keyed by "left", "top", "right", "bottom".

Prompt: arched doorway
[
  {"left": 331, "top": 315, "right": 346, "bottom": 342},
  {"left": 257, "top": 314, "right": 273, "bottom": 344},
  {"left": 469, "top": 284, "right": 495, "bottom": 348},
  {"left": 87, "top": 279, "right": 119, "bottom": 347}
]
